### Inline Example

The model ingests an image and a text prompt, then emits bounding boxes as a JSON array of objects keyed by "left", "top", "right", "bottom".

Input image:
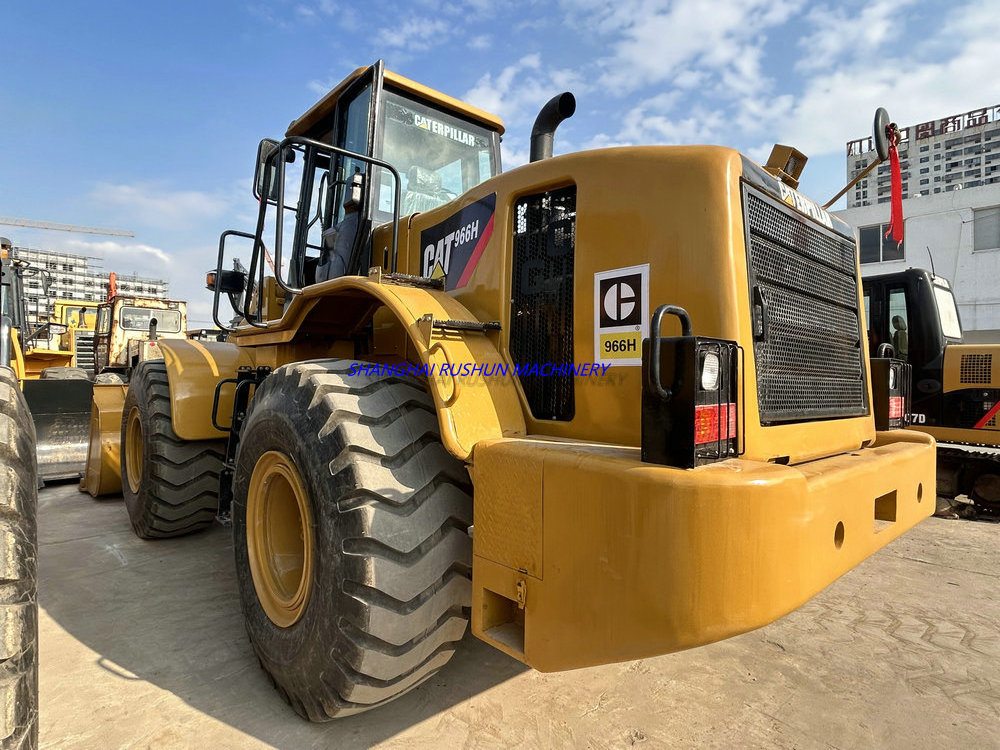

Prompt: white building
[
  {"left": 10, "top": 245, "right": 168, "bottom": 326},
  {"left": 835, "top": 104, "right": 1000, "bottom": 342}
]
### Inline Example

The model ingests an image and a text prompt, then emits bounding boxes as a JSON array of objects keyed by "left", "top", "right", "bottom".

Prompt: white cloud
[
  {"left": 375, "top": 16, "right": 451, "bottom": 52},
  {"left": 579, "top": 0, "right": 804, "bottom": 93},
  {"left": 61, "top": 239, "right": 171, "bottom": 267},
  {"left": 91, "top": 183, "right": 233, "bottom": 229},
  {"left": 780, "top": 0, "right": 1000, "bottom": 158},
  {"left": 467, "top": 34, "right": 491, "bottom": 51}
]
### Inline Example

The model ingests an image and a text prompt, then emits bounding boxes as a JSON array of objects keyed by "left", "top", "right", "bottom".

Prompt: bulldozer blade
[
  {"left": 22, "top": 379, "right": 95, "bottom": 482},
  {"left": 80, "top": 384, "right": 128, "bottom": 497}
]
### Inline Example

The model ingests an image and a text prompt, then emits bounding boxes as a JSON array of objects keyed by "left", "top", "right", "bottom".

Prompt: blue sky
[{"left": 2, "top": 0, "right": 996, "bottom": 326}]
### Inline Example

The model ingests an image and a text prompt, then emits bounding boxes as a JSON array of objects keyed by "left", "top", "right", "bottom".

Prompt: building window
[
  {"left": 859, "top": 223, "right": 905, "bottom": 263},
  {"left": 920, "top": 179, "right": 929, "bottom": 185},
  {"left": 974, "top": 206, "right": 1000, "bottom": 252}
]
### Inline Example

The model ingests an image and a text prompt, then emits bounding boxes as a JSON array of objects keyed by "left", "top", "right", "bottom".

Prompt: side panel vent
[
  {"left": 510, "top": 186, "right": 576, "bottom": 421},
  {"left": 960, "top": 353, "right": 992, "bottom": 384}
]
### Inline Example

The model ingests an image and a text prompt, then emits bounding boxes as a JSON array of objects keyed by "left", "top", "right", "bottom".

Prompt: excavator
[{"left": 864, "top": 268, "right": 999, "bottom": 515}]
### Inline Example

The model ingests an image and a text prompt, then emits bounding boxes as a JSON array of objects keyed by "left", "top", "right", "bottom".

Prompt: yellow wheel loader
[
  {"left": 1, "top": 240, "right": 93, "bottom": 481},
  {"left": 87, "top": 62, "right": 935, "bottom": 720}
]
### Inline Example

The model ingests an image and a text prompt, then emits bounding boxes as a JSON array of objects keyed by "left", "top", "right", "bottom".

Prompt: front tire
[
  {"left": 232, "top": 360, "right": 473, "bottom": 720},
  {"left": 0, "top": 367, "right": 38, "bottom": 747},
  {"left": 120, "top": 361, "right": 225, "bottom": 539}
]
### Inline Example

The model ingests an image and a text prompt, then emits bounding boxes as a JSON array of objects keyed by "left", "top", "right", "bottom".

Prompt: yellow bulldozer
[{"left": 85, "top": 62, "right": 935, "bottom": 720}]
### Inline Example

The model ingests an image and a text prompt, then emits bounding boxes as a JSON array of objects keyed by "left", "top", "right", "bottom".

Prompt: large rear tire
[
  {"left": 120, "top": 361, "right": 225, "bottom": 539},
  {"left": 0, "top": 366, "right": 38, "bottom": 748},
  {"left": 232, "top": 360, "right": 473, "bottom": 720}
]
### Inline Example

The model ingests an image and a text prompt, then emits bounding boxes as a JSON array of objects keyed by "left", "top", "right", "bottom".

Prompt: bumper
[{"left": 471, "top": 429, "right": 935, "bottom": 671}]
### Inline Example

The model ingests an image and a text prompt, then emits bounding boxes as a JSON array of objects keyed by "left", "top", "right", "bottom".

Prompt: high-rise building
[
  {"left": 835, "top": 105, "right": 1000, "bottom": 341},
  {"left": 845, "top": 104, "right": 1000, "bottom": 208},
  {"left": 10, "top": 245, "right": 168, "bottom": 326}
]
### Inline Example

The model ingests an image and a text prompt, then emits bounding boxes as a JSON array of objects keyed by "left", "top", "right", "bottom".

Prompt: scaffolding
[{"left": 10, "top": 245, "right": 169, "bottom": 325}]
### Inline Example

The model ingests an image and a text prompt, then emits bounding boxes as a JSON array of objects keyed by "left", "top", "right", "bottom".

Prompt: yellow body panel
[
  {"left": 922, "top": 342, "right": 1000, "bottom": 447},
  {"left": 941, "top": 342, "right": 1000, "bottom": 394},
  {"left": 159, "top": 339, "right": 251, "bottom": 441},
  {"left": 225, "top": 275, "right": 527, "bottom": 459},
  {"left": 388, "top": 147, "right": 874, "bottom": 463},
  {"left": 80, "top": 384, "right": 129, "bottom": 497},
  {"left": 471, "top": 430, "right": 935, "bottom": 670}
]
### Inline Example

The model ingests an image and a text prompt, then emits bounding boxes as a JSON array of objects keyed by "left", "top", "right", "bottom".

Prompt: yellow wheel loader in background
[
  {"left": 87, "top": 62, "right": 935, "bottom": 720},
  {"left": 1, "top": 239, "right": 93, "bottom": 481}
]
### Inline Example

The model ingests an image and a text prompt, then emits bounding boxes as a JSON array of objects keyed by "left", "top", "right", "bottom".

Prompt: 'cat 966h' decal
[{"left": 420, "top": 194, "right": 496, "bottom": 291}]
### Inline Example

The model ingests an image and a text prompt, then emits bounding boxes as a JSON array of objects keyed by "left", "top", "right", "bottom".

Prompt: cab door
[{"left": 93, "top": 303, "right": 112, "bottom": 373}]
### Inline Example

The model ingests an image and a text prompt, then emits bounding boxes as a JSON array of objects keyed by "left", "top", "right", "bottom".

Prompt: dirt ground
[{"left": 38, "top": 482, "right": 999, "bottom": 749}]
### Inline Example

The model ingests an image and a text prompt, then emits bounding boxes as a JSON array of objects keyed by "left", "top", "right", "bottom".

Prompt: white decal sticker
[{"left": 594, "top": 263, "right": 649, "bottom": 367}]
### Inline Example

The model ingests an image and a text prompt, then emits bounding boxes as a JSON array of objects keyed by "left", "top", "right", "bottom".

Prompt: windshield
[
  {"left": 119, "top": 305, "right": 182, "bottom": 333},
  {"left": 378, "top": 89, "right": 497, "bottom": 218},
  {"left": 933, "top": 284, "right": 962, "bottom": 339}
]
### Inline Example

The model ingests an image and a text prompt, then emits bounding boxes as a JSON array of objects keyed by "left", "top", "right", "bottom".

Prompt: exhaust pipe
[{"left": 530, "top": 92, "right": 576, "bottom": 162}]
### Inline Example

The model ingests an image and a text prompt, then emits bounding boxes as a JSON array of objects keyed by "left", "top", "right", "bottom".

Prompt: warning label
[{"left": 594, "top": 264, "right": 649, "bottom": 366}]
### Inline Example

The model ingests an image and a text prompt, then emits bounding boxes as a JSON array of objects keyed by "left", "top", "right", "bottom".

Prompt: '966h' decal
[{"left": 420, "top": 194, "right": 496, "bottom": 291}]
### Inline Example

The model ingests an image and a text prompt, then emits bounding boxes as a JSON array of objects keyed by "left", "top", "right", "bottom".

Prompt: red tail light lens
[
  {"left": 888, "top": 396, "right": 904, "bottom": 420},
  {"left": 694, "top": 403, "right": 737, "bottom": 445}
]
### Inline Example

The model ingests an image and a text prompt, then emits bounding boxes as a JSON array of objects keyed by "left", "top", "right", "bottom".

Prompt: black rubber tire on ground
[
  {"left": 39, "top": 366, "right": 89, "bottom": 381},
  {"left": 120, "top": 361, "right": 226, "bottom": 539},
  {"left": 0, "top": 366, "right": 38, "bottom": 748},
  {"left": 232, "top": 360, "right": 473, "bottom": 720}
]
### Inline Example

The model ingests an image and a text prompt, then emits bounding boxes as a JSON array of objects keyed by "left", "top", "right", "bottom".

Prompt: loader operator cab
[
  {"left": 214, "top": 61, "right": 503, "bottom": 328},
  {"left": 863, "top": 268, "right": 964, "bottom": 424}
]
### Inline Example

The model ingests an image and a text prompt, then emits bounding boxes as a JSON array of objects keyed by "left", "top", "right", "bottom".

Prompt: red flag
[{"left": 884, "top": 127, "right": 904, "bottom": 245}]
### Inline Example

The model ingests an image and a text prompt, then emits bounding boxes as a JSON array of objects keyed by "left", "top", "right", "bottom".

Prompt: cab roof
[{"left": 286, "top": 66, "right": 505, "bottom": 139}]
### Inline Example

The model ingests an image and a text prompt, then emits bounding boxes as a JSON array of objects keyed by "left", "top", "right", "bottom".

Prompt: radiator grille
[
  {"left": 743, "top": 185, "right": 867, "bottom": 423},
  {"left": 510, "top": 186, "right": 576, "bottom": 421}
]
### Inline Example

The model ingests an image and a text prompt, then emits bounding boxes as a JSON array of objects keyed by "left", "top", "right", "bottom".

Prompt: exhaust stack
[{"left": 530, "top": 92, "right": 576, "bottom": 162}]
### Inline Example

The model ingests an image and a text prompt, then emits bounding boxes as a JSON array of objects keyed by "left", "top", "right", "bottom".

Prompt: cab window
[
  {"left": 887, "top": 287, "right": 909, "bottom": 361},
  {"left": 379, "top": 89, "right": 498, "bottom": 219},
  {"left": 119, "top": 306, "right": 182, "bottom": 333}
]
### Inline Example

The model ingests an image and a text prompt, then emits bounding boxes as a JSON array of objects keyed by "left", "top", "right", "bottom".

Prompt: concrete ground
[{"left": 39, "top": 482, "right": 999, "bottom": 750}]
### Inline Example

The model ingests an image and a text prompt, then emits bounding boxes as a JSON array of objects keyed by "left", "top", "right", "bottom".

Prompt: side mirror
[
  {"left": 48, "top": 323, "right": 68, "bottom": 335},
  {"left": 206, "top": 269, "right": 247, "bottom": 295},
  {"left": 253, "top": 139, "right": 281, "bottom": 203}
]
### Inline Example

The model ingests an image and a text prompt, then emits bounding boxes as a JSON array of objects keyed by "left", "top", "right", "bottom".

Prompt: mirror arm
[{"left": 822, "top": 158, "right": 881, "bottom": 210}]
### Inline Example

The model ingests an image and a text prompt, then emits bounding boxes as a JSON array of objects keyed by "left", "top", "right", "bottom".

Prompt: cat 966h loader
[{"left": 94, "top": 62, "right": 934, "bottom": 720}]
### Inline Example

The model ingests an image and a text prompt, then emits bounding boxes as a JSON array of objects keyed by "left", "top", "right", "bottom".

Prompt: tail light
[
  {"left": 642, "top": 305, "right": 742, "bottom": 468},
  {"left": 871, "top": 357, "right": 911, "bottom": 430}
]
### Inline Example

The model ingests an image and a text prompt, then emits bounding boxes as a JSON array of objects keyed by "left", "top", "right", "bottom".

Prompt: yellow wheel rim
[
  {"left": 246, "top": 450, "right": 314, "bottom": 628},
  {"left": 125, "top": 407, "right": 143, "bottom": 494}
]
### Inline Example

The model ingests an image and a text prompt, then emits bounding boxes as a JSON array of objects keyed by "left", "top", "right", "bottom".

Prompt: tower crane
[{"left": 0, "top": 217, "right": 134, "bottom": 238}]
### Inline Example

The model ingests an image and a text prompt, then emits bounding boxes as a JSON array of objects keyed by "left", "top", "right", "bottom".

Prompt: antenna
[{"left": 925, "top": 246, "right": 936, "bottom": 277}]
